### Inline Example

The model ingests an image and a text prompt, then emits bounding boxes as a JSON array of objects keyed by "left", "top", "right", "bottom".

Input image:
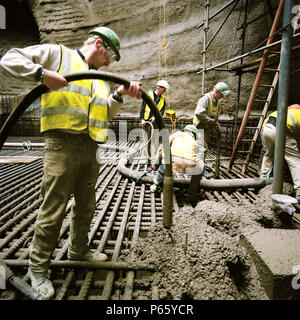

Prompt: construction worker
[
  {"left": 0, "top": 26, "right": 142, "bottom": 299},
  {"left": 150, "top": 124, "right": 204, "bottom": 192},
  {"left": 193, "top": 82, "right": 230, "bottom": 161},
  {"left": 260, "top": 104, "right": 300, "bottom": 204},
  {"left": 140, "top": 79, "right": 169, "bottom": 162}
]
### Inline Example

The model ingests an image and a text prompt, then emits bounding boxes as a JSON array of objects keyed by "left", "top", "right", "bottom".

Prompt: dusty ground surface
[{"left": 120, "top": 183, "right": 296, "bottom": 300}]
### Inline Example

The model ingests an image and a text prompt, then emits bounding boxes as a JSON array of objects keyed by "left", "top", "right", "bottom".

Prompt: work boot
[
  {"left": 28, "top": 268, "right": 55, "bottom": 300},
  {"left": 202, "top": 167, "right": 214, "bottom": 179},
  {"left": 295, "top": 190, "right": 300, "bottom": 203},
  {"left": 68, "top": 249, "right": 107, "bottom": 262},
  {"left": 150, "top": 184, "right": 157, "bottom": 193}
]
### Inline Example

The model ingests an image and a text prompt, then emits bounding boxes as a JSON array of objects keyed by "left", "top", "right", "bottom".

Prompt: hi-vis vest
[
  {"left": 171, "top": 132, "right": 197, "bottom": 161},
  {"left": 262, "top": 111, "right": 277, "bottom": 130},
  {"left": 144, "top": 91, "right": 165, "bottom": 120},
  {"left": 40, "top": 45, "right": 109, "bottom": 142},
  {"left": 263, "top": 107, "right": 300, "bottom": 134},
  {"left": 193, "top": 92, "right": 219, "bottom": 127}
]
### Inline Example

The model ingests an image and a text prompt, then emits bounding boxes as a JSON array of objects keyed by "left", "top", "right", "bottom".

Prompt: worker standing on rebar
[
  {"left": 260, "top": 104, "right": 300, "bottom": 204},
  {"left": 193, "top": 82, "right": 230, "bottom": 161},
  {"left": 150, "top": 124, "right": 204, "bottom": 193},
  {"left": 140, "top": 80, "right": 169, "bottom": 162},
  {"left": 0, "top": 26, "right": 142, "bottom": 299}
]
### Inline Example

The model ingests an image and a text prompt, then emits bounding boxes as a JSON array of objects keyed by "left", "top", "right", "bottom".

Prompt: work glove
[
  {"left": 211, "top": 119, "right": 220, "bottom": 131},
  {"left": 150, "top": 184, "right": 157, "bottom": 193},
  {"left": 151, "top": 164, "right": 158, "bottom": 171}
]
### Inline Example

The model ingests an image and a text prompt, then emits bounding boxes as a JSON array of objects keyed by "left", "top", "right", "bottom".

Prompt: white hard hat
[
  {"left": 156, "top": 80, "right": 170, "bottom": 89},
  {"left": 214, "top": 82, "right": 230, "bottom": 96}
]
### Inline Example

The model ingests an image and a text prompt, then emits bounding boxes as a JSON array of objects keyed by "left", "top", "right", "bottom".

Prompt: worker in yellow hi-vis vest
[
  {"left": 150, "top": 125, "right": 204, "bottom": 203},
  {"left": 193, "top": 82, "right": 230, "bottom": 162},
  {"left": 0, "top": 26, "right": 142, "bottom": 299},
  {"left": 260, "top": 104, "right": 300, "bottom": 204},
  {"left": 139, "top": 80, "right": 169, "bottom": 162}
]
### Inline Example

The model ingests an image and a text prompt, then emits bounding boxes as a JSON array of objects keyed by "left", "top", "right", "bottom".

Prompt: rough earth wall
[{"left": 1, "top": 0, "right": 297, "bottom": 118}]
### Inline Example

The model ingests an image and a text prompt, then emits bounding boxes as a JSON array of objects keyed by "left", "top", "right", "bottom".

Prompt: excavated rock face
[{"left": 1, "top": 0, "right": 298, "bottom": 117}]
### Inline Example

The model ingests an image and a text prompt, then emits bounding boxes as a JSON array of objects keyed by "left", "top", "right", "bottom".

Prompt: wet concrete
[{"left": 122, "top": 183, "right": 300, "bottom": 300}]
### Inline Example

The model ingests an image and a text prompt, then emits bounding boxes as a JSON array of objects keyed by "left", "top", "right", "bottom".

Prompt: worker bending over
[
  {"left": 260, "top": 104, "right": 300, "bottom": 204},
  {"left": 150, "top": 124, "right": 204, "bottom": 192}
]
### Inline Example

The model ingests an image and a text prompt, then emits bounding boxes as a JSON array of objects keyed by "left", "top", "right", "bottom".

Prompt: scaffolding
[{"left": 197, "top": 0, "right": 300, "bottom": 174}]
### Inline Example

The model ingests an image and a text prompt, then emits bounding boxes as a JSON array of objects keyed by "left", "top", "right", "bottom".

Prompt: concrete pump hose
[
  {"left": 0, "top": 259, "right": 44, "bottom": 300},
  {"left": 0, "top": 71, "right": 174, "bottom": 228},
  {"left": 117, "top": 159, "right": 269, "bottom": 190}
]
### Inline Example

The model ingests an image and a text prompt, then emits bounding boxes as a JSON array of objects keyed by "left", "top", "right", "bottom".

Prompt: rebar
[
  {"left": 102, "top": 176, "right": 137, "bottom": 300},
  {"left": 0, "top": 127, "right": 272, "bottom": 300},
  {"left": 3, "top": 259, "right": 154, "bottom": 270}
]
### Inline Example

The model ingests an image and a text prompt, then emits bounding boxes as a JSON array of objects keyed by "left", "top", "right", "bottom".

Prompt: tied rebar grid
[{"left": 0, "top": 139, "right": 261, "bottom": 300}]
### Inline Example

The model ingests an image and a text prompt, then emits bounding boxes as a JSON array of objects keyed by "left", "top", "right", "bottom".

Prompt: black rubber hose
[
  {"left": 0, "top": 71, "right": 165, "bottom": 149},
  {"left": 118, "top": 160, "right": 268, "bottom": 190},
  {"left": 0, "top": 70, "right": 173, "bottom": 227},
  {"left": 0, "top": 258, "right": 44, "bottom": 300}
]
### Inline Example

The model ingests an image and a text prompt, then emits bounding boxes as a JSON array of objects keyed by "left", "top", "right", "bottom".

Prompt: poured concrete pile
[
  {"left": 241, "top": 229, "right": 300, "bottom": 300},
  {"left": 122, "top": 183, "right": 300, "bottom": 300}
]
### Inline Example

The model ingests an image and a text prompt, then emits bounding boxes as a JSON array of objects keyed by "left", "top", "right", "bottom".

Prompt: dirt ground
[{"left": 121, "top": 182, "right": 296, "bottom": 300}]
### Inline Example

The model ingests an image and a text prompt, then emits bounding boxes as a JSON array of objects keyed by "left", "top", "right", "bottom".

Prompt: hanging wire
[
  {"left": 249, "top": 19, "right": 294, "bottom": 54},
  {"left": 163, "top": 0, "right": 168, "bottom": 80},
  {"left": 227, "top": 0, "right": 243, "bottom": 60},
  {"left": 158, "top": 0, "right": 162, "bottom": 80},
  {"left": 157, "top": 0, "right": 171, "bottom": 110},
  {"left": 162, "top": 0, "right": 171, "bottom": 109},
  {"left": 263, "top": 0, "right": 271, "bottom": 36}
]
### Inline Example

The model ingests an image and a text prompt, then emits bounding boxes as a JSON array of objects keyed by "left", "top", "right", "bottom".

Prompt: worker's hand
[
  {"left": 117, "top": 81, "right": 142, "bottom": 99},
  {"left": 151, "top": 164, "right": 158, "bottom": 171},
  {"left": 141, "top": 119, "right": 146, "bottom": 127},
  {"left": 43, "top": 70, "right": 68, "bottom": 90},
  {"left": 211, "top": 119, "right": 220, "bottom": 131},
  {"left": 150, "top": 117, "right": 155, "bottom": 124}
]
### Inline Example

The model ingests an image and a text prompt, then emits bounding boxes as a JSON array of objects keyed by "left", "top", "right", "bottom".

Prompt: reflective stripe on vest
[
  {"left": 287, "top": 109, "right": 300, "bottom": 134},
  {"left": 171, "top": 132, "right": 196, "bottom": 161},
  {"left": 40, "top": 45, "right": 109, "bottom": 142},
  {"left": 262, "top": 109, "right": 300, "bottom": 133},
  {"left": 89, "top": 80, "right": 109, "bottom": 142},
  {"left": 144, "top": 91, "right": 165, "bottom": 120},
  {"left": 193, "top": 93, "right": 219, "bottom": 126}
]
